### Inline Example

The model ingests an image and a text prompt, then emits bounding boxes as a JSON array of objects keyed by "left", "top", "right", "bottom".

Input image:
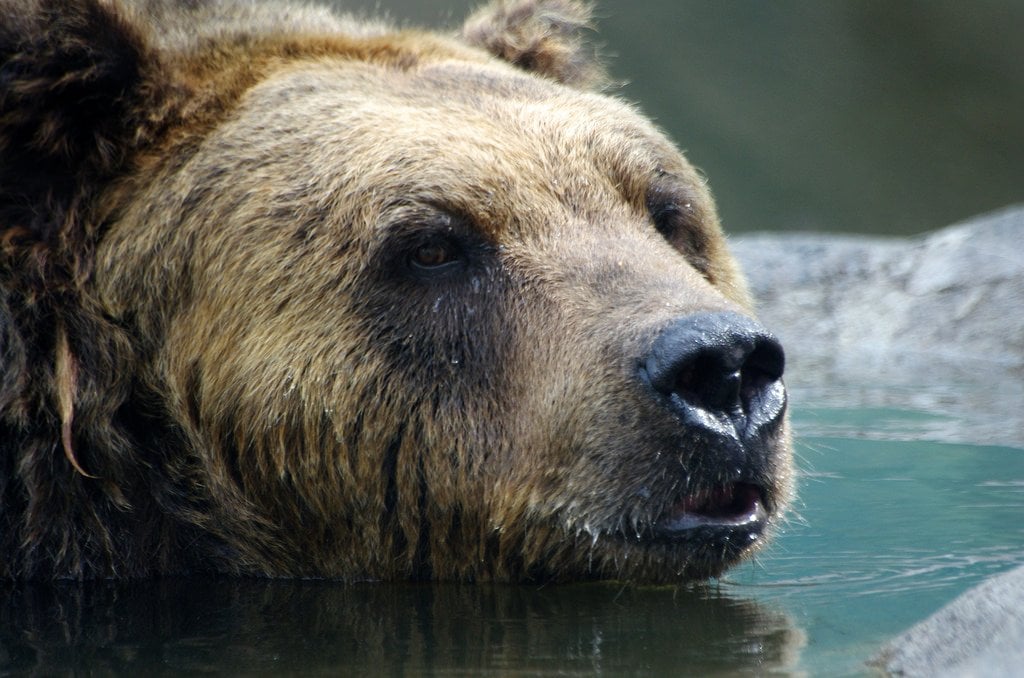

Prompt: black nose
[{"left": 642, "top": 311, "right": 786, "bottom": 437}]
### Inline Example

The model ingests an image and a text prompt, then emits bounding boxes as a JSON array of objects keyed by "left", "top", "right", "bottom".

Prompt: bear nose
[{"left": 643, "top": 311, "right": 786, "bottom": 436}]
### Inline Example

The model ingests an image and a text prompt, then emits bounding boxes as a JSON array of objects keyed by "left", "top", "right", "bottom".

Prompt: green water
[{"left": 3, "top": 388, "right": 1023, "bottom": 676}]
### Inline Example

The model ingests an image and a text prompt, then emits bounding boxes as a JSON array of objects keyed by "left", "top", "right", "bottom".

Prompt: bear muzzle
[{"left": 637, "top": 311, "right": 787, "bottom": 547}]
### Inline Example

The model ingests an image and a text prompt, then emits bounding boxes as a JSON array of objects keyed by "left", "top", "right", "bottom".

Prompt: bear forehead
[
  {"left": 249, "top": 59, "right": 687, "bottom": 174},
  {"left": 197, "top": 58, "right": 710, "bottom": 236}
]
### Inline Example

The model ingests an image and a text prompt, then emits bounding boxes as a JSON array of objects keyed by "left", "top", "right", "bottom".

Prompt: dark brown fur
[{"left": 1, "top": 0, "right": 791, "bottom": 581}]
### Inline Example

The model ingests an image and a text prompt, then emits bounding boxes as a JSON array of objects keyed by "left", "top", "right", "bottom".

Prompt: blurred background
[{"left": 331, "top": 0, "right": 1024, "bottom": 235}]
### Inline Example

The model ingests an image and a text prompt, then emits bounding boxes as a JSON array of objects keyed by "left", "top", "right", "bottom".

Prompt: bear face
[{"left": 0, "top": 0, "right": 791, "bottom": 581}]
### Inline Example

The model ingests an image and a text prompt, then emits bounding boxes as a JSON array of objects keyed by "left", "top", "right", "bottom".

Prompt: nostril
[
  {"left": 673, "top": 350, "right": 743, "bottom": 415},
  {"left": 739, "top": 338, "right": 785, "bottom": 418},
  {"left": 643, "top": 312, "right": 785, "bottom": 422}
]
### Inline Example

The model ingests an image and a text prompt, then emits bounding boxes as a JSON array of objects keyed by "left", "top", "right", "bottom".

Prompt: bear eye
[
  {"left": 646, "top": 175, "right": 701, "bottom": 244},
  {"left": 408, "top": 235, "right": 462, "bottom": 273},
  {"left": 646, "top": 186, "right": 710, "bottom": 277},
  {"left": 650, "top": 201, "right": 689, "bottom": 239}
]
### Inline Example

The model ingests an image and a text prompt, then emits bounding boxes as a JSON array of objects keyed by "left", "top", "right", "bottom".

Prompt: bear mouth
[{"left": 652, "top": 482, "right": 767, "bottom": 540}]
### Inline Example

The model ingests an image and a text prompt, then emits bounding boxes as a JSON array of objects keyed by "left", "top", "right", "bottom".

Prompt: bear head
[{"left": 0, "top": 0, "right": 791, "bottom": 582}]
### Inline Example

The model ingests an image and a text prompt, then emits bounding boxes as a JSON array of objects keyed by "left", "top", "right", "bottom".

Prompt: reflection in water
[{"left": 0, "top": 579, "right": 804, "bottom": 675}]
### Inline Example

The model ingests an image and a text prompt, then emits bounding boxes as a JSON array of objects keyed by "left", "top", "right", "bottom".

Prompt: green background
[{"left": 334, "top": 0, "right": 1024, "bottom": 235}]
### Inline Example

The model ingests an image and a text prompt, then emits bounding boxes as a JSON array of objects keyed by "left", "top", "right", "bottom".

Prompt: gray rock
[
  {"left": 732, "top": 204, "right": 1024, "bottom": 446},
  {"left": 870, "top": 564, "right": 1024, "bottom": 677},
  {"left": 732, "top": 204, "right": 1024, "bottom": 380}
]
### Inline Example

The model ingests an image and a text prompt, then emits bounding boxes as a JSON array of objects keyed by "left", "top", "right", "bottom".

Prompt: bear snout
[{"left": 640, "top": 311, "right": 787, "bottom": 446}]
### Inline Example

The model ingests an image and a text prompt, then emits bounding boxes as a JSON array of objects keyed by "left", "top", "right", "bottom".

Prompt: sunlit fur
[{"left": 0, "top": 0, "right": 792, "bottom": 580}]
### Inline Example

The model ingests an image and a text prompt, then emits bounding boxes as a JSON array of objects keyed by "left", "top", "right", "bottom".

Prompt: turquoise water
[
  {"left": 2, "top": 388, "right": 1023, "bottom": 675},
  {"left": 730, "top": 399, "right": 1024, "bottom": 675}
]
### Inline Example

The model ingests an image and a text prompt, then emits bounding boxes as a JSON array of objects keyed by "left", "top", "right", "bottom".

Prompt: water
[
  {"left": 733, "top": 396, "right": 1024, "bottom": 675},
  {"left": 3, "top": 384, "right": 1022, "bottom": 676}
]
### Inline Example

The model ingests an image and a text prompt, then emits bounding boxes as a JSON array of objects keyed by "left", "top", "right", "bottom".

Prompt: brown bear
[{"left": 0, "top": 0, "right": 792, "bottom": 582}]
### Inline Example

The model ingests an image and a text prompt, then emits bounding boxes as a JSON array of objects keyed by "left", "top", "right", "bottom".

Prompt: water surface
[{"left": 731, "top": 389, "right": 1024, "bottom": 674}]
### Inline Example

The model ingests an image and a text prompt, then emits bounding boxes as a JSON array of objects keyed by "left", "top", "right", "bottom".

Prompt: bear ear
[
  {"left": 461, "top": 0, "right": 607, "bottom": 89},
  {"left": 0, "top": 0, "right": 168, "bottom": 244}
]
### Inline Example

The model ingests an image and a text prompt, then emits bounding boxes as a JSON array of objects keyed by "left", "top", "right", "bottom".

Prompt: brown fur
[{"left": 0, "top": 0, "right": 791, "bottom": 581}]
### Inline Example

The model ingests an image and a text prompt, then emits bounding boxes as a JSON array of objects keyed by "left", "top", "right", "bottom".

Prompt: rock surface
[
  {"left": 869, "top": 564, "right": 1024, "bottom": 677},
  {"left": 732, "top": 204, "right": 1024, "bottom": 446}
]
